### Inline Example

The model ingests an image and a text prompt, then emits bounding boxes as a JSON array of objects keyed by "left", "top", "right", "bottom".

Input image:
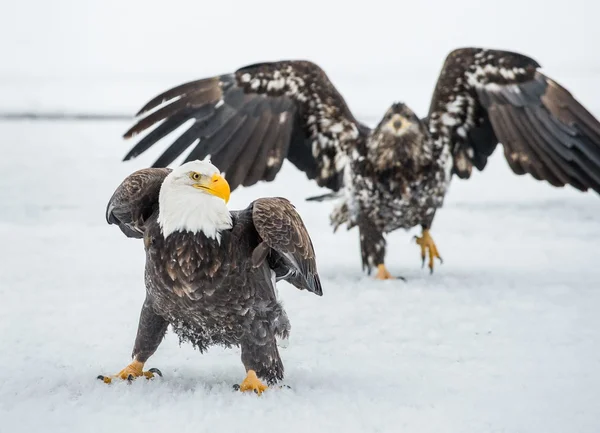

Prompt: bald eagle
[
  {"left": 97, "top": 160, "right": 322, "bottom": 394},
  {"left": 120, "top": 47, "right": 600, "bottom": 280}
]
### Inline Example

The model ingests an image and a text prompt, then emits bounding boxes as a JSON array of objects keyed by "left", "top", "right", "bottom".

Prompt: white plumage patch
[
  {"left": 440, "top": 112, "right": 458, "bottom": 127},
  {"left": 329, "top": 122, "right": 344, "bottom": 133},
  {"left": 466, "top": 62, "right": 529, "bottom": 88},
  {"left": 239, "top": 64, "right": 357, "bottom": 170},
  {"left": 157, "top": 160, "right": 232, "bottom": 241},
  {"left": 267, "top": 77, "right": 286, "bottom": 91}
]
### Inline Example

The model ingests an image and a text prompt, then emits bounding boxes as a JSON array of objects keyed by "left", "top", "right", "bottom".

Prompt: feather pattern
[
  {"left": 251, "top": 197, "right": 322, "bottom": 295},
  {"left": 105, "top": 168, "right": 172, "bottom": 238},
  {"left": 122, "top": 61, "right": 370, "bottom": 192},
  {"left": 427, "top": 47, "right": 600, "bottom": 194}
]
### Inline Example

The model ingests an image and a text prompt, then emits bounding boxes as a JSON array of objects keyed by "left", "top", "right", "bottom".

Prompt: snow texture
[
  {"left": 1, "top": 118, "right": 599, "bottom": 433},
  {"left": 1, "top": 1, "right": 600, "bottom": 431}
]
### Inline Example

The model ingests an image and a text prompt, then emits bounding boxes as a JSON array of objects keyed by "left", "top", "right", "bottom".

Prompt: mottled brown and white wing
[
  {"left": 251, "top": 197, "right": 322, "bottom": 296},
  {"left": 106, "top": 168, "right": 172, "bottom": 238},
  {"left": 427, "top": 47, "right": 600, "bottom": 194},
  {"left": 122, "top": 61, "right": 369, "bottom": 192}
]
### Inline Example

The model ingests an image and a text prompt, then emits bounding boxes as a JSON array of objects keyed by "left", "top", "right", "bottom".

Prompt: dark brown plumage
[
  {"left": 122, "top": 61, "right": 366, "bottom": 192},
  {"left": 117, "top": 48, "right": 600, "bottom": 278},
  {"left": 99, "top": 161, "right": 322, "bottom": 391},
  {"left": 105, "top": 167, "right": 171, "bottom": 238}
]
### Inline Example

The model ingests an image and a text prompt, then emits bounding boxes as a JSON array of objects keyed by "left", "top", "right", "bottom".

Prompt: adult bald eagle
[
  {"left": 120, "top": 47, "right": 600, "bottom": 280},
  {"left": 97, "top": 159, "right": 322, "bottom": 394}
]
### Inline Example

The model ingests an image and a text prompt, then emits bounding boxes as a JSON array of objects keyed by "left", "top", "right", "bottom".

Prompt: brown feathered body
[
  {"left": 328, "top": 103, "right": 452, "bottom": 271},
  {"left": 106, "top": 167, "right": 322, "bottom": 384},
  {"left": 145, "top": 211, "right": 284, "bottom": 338}
]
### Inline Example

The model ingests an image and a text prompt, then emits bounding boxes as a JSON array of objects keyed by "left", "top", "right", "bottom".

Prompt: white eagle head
[{"left": 157, "top": 159, "right": 233, "bottom": 241}]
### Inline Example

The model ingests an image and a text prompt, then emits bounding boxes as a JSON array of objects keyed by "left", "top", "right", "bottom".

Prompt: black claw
[
  {"left": 97, "top": 375, "right": 105, "bottom": 381},
  {"left": 396, "top": 275, "right": 407, "bottom": 282},
  {"left": 232, "top": 384, "right": 241, "bottom": 391},
  {"left": 148, "top": 368, "right": 163, "bottom": 377},
  {"left": 127, "top": 374, "right": 135, "bottom": 382}
]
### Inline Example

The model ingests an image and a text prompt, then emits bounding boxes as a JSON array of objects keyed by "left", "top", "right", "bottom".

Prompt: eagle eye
[{"left": 190, "top": 172, "right": 202, "bottom": 181}]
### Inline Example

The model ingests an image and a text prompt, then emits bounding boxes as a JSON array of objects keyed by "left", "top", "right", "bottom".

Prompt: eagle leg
[
  {"left": 97, "top": 297, "right": 168, "bottom": 384},
  {"left": 414, "top": 229, "right": 443, "bottom": 273},
  {"left": 97, "top": 360, "right": 162, "bottom": 384},
  {"left": 237, "top": 369, "right": 268, "bottom": 395},
  {"left": 357, "top": 223, "right": 406, "bottom": 281},
  {"left": 239, "top": 333, "right": 283, "bottom": 393}
]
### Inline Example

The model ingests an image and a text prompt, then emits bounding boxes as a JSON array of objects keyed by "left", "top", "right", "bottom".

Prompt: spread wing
[
  {"left": 106, "top": 168, "right": 172, "bottom": 238},
  {"left": 250, "top": 197, "right": 322, "bottom": 296},
  {"left": 427, "top": 47, "right": 600, "bottom": 194},
  {"left": 122, "top": 61, "right": 369, "bottom": 192}
]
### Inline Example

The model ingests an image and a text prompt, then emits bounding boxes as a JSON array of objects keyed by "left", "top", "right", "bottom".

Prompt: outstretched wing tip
[
  {"left": 311, "top": 275, "right": 323, "bottom": 296},
  {"left": 122, "top": 129, "right": 135, "bottom": 140},
  {"left": 430, "top": 47, "right": 600, "bottom": 194},
  {"left": 105, "top": 203, "right": 116, "bottom": 225},
  {"left": 135, "top": 106, "right": 149, "bottom": 117},
  {"left": 133, "top": 98, "right": 157, "bottom": 117},
  {"left": 122, "top": 149, "right": 140, "bottom": 162}
]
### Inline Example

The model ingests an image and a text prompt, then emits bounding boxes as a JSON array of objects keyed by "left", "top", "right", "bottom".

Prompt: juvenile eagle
[
  {"left": 120, "top": 47, "right": 600, "bottom": 280},
  {"left": 97, "top": 159, "right": 322, "bottom": 394}
]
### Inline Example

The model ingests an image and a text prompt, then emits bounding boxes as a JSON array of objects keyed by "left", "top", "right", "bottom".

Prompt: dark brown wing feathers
[
  {"left": 251, "top": 197, "right": 322, "bottom": 296},
  {"left": 121, "top": 61, "right": 366, "bottom": 193},
  {"left": 428, "top": 47, "right": 600, "bottom": 194},
  {"left": 106, "top": 168, "right": 172, "bottom": 238}
]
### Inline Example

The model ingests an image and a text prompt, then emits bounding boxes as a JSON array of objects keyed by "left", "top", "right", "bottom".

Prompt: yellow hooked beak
[{"left": 193, "top": 173, "right": 231, "bottom": 203}]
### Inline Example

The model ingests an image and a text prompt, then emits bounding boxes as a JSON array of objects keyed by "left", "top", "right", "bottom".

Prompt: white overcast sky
[{"left": 1, "top": 0, "right": 598, "bottom": 113}]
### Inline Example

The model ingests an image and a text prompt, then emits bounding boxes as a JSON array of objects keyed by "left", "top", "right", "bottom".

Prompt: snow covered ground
[
  {"left": 2, "top": 0, "right": 600, "bottom": 430},
  {"left": 1, "top": 114, "right": 599, "bottom": 432}
]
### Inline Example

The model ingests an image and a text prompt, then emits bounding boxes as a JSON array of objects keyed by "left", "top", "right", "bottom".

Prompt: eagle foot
[
  {"left": 97, "top": 360, "right": 162, "bottom": 384},
  {"left": 235, "top": 370, "right": 268, "bottom": 395},
  {"left": 414, "top": 229, "right": 443, "bottom": 273},
  {"left": 374, "top": 264, "right": 406, "bottom": 281}
]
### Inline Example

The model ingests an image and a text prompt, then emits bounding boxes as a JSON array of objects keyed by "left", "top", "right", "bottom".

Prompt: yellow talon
[
  {"left": 238, "top": 370, "right": 268, "bottom": 395},
  {"left": 414, "top": 229, "right": 443, "bottom": 273},
  {"left": 97, "top": 360, "right": 161, "bottom": 384},
  {"left": 375, "top": 264, "right": 395, "bottom": 280}
]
